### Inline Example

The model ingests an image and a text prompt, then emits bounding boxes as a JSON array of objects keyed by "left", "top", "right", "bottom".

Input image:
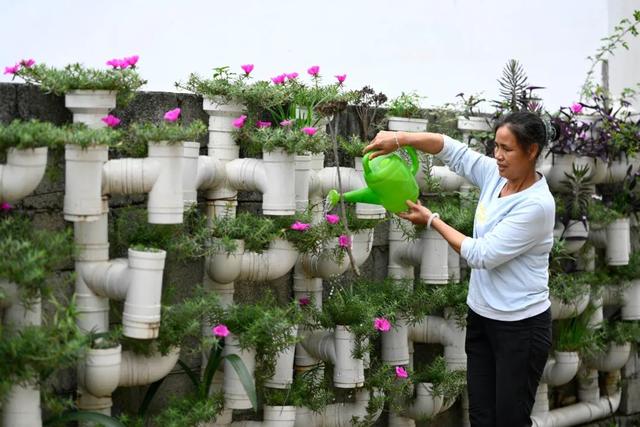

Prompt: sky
[{"left": 2, "top": 0, "right": 635, "bottom": 113}]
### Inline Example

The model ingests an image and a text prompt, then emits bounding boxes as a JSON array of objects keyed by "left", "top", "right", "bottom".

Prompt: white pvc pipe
[
  {"left": 416, "top": 165, "right": 470, "bottom": 193},
  {"left": 82, "top": 345, "right": 122, "bottom": 398},
  {"left": 295, "top": 154, "right": 312, "bottom": 212},
  {"left": 102, "top": 157, "right": 159, "bottom": 197},
  {"left": 606, "top": 218, "right": 631, "bottom": 266},
  {"left": 223, "top": 333, "right": 257, "bottom": 410},
  {"left": 381, "top": 317, "right": 410, "bottom": 365},
  {"left": 388, "top": 219, "right": 420, "bottom": 279},
  {"left": 65, "top": 90, "right": 116, "bottom": 129},
  {"left": 403, "top": 383, "right": 444, "bottom": 420},
  {"left": 0, "top": 147, "right": 48, "bottom": 203},
  {"left": 550, "top": 292, "right": 590, "bottom": 320},
  {"left": 542, "top": 351, "right": 580, "bottom": 386},
  {"left": 146, "top": 142, "right": 184, "bottom": 224},
  {"left": 586, "top": 342, "right": 632, "bottom": 372},
  {"left": 183, "top": 141, "right": 223, "bottom": 206},
  {"left": 410, "top": 316, "right": 467, "bottom": 370},
  {"left": 118, "top": 347, "right": 180, "bottom": 387},
  {"left": 299, "top": 229, "right": 373, "bottom": 279},
  {"left": 64, "top": 144, "right": 108, "bottom": 222},
  {"left": 419, "top": 229, "right": 450, "bottom": 284},
  {"left": 293, "top": 389, "right": 383, "bottom": 427},
  {"left": 264, "top": 326, "right": 298, "bottom": 389},
  {"left": 238, "top": 240, "right": 299, "bottom": 282},
  {"left": 622, "top": 279, "right": 640, "bottom": 320}
]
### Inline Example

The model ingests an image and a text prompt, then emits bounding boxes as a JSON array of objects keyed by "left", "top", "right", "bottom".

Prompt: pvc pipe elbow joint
[
  {"left": 0, "top": 147, "right": 48, "bottom": 203},
  {"left": 542, "top": 351, "right": 580, "bottom": 386}
]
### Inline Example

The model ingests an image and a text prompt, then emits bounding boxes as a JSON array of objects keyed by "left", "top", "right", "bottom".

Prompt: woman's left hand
[{"left": 397, "top": 200, "right": 433, "bottom": 225}]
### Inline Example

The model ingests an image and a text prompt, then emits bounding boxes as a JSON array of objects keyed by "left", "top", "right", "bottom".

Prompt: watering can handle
[{"left": 362, "top": 146, "right": 420, "bottom": 176}]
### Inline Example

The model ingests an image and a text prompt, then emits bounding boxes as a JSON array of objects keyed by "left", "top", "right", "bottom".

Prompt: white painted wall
[
  {"left": 607, "top": 0, "right": 640, "bottom": 111},
  {"left": 1, "top": 0, "right": 635, "bottom": 112}
]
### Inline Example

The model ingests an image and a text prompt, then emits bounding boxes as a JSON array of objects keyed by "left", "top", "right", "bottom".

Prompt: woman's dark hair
[{"left": 494, "top": 112, "right": 560, "bottom": 160}]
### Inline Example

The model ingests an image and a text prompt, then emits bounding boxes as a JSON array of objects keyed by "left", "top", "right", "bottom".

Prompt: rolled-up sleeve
[
  {"left": 461, "top": 201, "right": 549, "bottom": 270},
  {"left": 435, "top": 135, "right": 497, "bottom": 190}
]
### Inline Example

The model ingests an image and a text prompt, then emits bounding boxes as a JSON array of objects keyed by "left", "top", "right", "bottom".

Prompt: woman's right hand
[{"left": 363, "top": 131, "right": 401, "bottom": 160}]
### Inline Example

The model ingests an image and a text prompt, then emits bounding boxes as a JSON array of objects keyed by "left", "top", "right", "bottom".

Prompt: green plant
[
  {"left": 588, "top": 197, "right": 623, "bottom": 226},
  {"left": 126, "top": 120, "right": 207, "bottom": 146},
  {"left": 412, "top": 356, "right": 466, "bottom": 404},
  {"left": 14, "top": 62, "right": 146, "bottom": 106},
  {"left": 0, "top": 120, "right": 67, "bottom": 152},
  {"left": 597, "top": 320, "right": 640, "bottom": 346},
  {"left": 553, "top": 308, "right": 605, "bottom": 357},
  {"left": 548, "top": 272, "right": 591, "bottom": 304},
  {"left": 150, "top": 393, "right": 225, "bottom": 427},
  {"left": 610, "top": 250, "right": 640, "bottom": 282},
  {"left": 45, "top": 411, "right": 126, "bottom": 427},
  {"left": 177, "top": 65, "right": 263, "bottom": 107},
  {"left": 494, "top": 59, "right": 545, "bottom": 115},
  {"left": 362, "top": 362, "right": 413, "bottom": 413},
  {"left": 424, "top": 280, "right": 469, "bottom": 327},
  {"left": 456, "top": 92, "right": 486, "bottom": 118},
  {"left": 339, "top": 134, "right": 368, "bottom": 158},
  {"left": 262, "top": 367, "right": 334, "bottom": 410},
  {"left": 66, "top": 124, "right": 123, "bottom": 148},
  {"left": 387, "top": 92, "right": 423, "bottom": 119},
  {"left": 235, "top": 124, "right": 329, "bottom": 156},
  {"left": 350, "top": 86, "right": 388, "bottom": 141},
  {"left": 209, "top": 212, "right": 279, "bottom": 253},
  {"left": 559, "top": 163, "right": 593, "bottom": 223}
]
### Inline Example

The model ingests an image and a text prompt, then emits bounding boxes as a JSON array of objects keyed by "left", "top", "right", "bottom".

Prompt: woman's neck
[{"left": 503, "top": 169, "right": 539, "bottom": 196}]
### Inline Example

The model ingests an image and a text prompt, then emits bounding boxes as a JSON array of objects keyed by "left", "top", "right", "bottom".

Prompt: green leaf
[
  {"left": 138, "top": 376, "right": 167, "bottom": 418},
  {"left": 200, "top": 343, "right": 223, "bottom": 399},
  {"left": 44, "top": 411, "right": 126, "bottom": 427},
  {"left": 225, "top": 353, "right": 258, "bottom": 411},
  {"left": 177, "top": 359, "right": 200, "bottom": 390}
]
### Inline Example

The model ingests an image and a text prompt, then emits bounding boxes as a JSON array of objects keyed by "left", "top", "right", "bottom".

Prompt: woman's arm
[
  {"left": 398, "top": 200, "right": 466, "bottom": 254},
  {"left": 364, "top": 131, "right": 444, "bottom": 159}
]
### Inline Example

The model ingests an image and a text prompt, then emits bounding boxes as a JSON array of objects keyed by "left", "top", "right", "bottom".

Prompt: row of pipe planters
[{"left": 0, "top": 90, "right": 639, "bottom": 426}]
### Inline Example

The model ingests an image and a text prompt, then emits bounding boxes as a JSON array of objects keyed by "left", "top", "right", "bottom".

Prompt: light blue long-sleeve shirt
[{"left": 435, "top": 136, "right": 555, "bottom": 321}]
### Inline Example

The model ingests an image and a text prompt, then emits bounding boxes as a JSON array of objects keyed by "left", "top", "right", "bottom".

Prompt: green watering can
[{"left": 327, "top": 146, "right": 420, "bottom": 213}]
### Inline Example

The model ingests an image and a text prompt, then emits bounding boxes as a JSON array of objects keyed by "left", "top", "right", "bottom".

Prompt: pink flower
[
  {"left": 106, "top": 58, "right": 128, "bottom": 69},
  {"left": 299, "top": 297, "right": 311, "bottom": 307},
  {"left": 19, "top": 59, "right": 35, "bottom": 68},
  {"left": 1, "top": 202, "right": 12, "bottom": 212},
  {"left": 233, "top": 115, "right": 248, "bottom": 128},
  {"left": 286, "top": 72, "right": 299, "bottom": 80},
  {"left": 164, "top": 107, "right": 181, "bottom": 122},
  {"left": 338, "top": 234, "right": 352, "bottom": 248},
  {"left": 325, "top": 214, "right": 340, "bottom": 224},
  {"left": 124, "top": 55, "right": 139, "bottom": 67},
  {"left": 578, "top": 131, "right": 587, "bottom": 140},
  {"left": 290, "top": 221, "right": 311, "bottom": 231},
  {"left": 241, "top": 64, "right": 254, "bottom": 76},
  {"left": 307, "top": 65, "right": 320, "bottom": 77},
  {"left": 395, "top": 366, "right": 408, "bottom": 379},
  {"left": 101, "top": 114, "right": 121, "bottom": 127},
  {"left": 570, "top": 102, "right": 583, "bottom": 114},
  {"left": 280, "top": 119, "right": 293, "bottom": 127},
  {"left": 4, "top": 64, "right": 20, "bottom": 75},
  {"left": 271, "top": 74, "right": 286, "bottom": 85},
  {"left": 335, "top": 74, "right": 347, "bottom": 85},
  {"left": 212, "top": 324, "right": 230, "bottom": 338},
  {"left": 256, "top": 121, "right": 272, "bottom": 129},
  {"left": 302, "top": 127, "right": 317, "bottom": 136},
  {"left": 374, "top": 317, "right": 391, "bottom": 332}
]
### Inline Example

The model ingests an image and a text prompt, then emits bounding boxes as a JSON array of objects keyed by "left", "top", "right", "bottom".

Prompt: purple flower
[
  {"left": 212, "top": 324, "right": 230, "bottom": 338},
  {"left": 4, "top": 64, "right": 20, "bottom": 75},
  {"left": 325, "top": 214, "right": 340, "bottom": 224},
  {"left": 299, "top": 297, "right": 311, "bottom": 307},
  {"left": 290, "top": 221, "right": 311, "bottom": 231},
  {"left": 164, "top": 108, "right": 181, "bottom": 122},
  {"left": 286, "top": 72, "right": 299, "bottom": 80},
  {"left": 271, "top": 74, "right": 286, "bottom": 85},
  {"left": 302, "top": 127, "right": 317, "bottom": 136},
  {"left": 280, "top": 119, "right": 293, "bottom": 127},
  {"left": 233, "top": 115, "right": 248, "bottom": 128},
  {"left": 570, "top": 102, "right": 584, "bottom": 114},
  {"left": 101, "top": 114, "right": 121, "bottom": 127},
  {"left": 241, "top": 64, "right": 254, "bottom": 76},
  {"left": 395, "top": 366, "right": 408, "bottom": 379},
  {"left": 374, "top": 317, "right": 391, "bottom": 332},
  {"left": 335, "top": 74, "right": 347, "bottom": 85},
  {"left": 338, "top": 234, "right": 352, "bottom": 248},
  {"left": 124, "top": 55, "right": 139, "bottom": 67},
  {"left": 19, "top": 59, "right": 35, "bottom": 68},
  {"left": 256, "top": 121, "right": 272, "bottom": 129},
  {"left": 1, "top": 202, "right": 12, "bottom": 212},
  {"left": 307, "top": 65, "right": 320, "bottom": 77}
]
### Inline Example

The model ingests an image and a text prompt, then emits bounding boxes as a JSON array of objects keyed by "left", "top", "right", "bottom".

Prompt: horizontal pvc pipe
[
  {"left": 119, "top": 347, "right": 180, "bottom": 387},
  {"left": 585, "top": 342, "right": 632, "bottom": 372},
  {"left": 388, "top": 218, "right": 421, "bottom": 279},
  {"left": 102, "top": 157, "right": 159, "bottom": 196},
  {"left": 0, "top": 147, "right": 48, "bottom": 203},
  {"left": 410, "top": 316, "right": 467, "bottom": 370},
  {"left": 416, "top": 165, "right": 469, "bottom": 192},
  {"left": 531, "top": 386, "right": 621, "bottom": 427}
]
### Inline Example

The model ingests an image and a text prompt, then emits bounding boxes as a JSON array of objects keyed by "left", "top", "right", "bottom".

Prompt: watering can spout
[{"left": 327, "top": 187, "right": 381, "bottom": 210}]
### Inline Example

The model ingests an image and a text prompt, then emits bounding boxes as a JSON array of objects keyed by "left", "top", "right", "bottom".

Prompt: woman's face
[{"left": 494, "top": 125, "right": 538, "bottom": 180}]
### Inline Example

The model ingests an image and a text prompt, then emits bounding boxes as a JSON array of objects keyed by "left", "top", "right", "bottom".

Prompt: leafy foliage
[
  {"left": 412, "top": 356, "right": 467, "bottom": 403},
  {"left": 387, "top": 92, "right": 423, "bottom": 119},
  {"left": 126, "top": 120, "right": 207, "bottom": 145}
]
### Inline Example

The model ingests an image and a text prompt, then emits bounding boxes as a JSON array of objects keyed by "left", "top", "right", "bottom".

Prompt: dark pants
[{"left": 466, "top": 307, "right": 552, "bottom": 427}]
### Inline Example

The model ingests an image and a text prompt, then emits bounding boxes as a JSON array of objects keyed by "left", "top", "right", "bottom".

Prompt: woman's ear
[{"left": 528, "top": 143, "right": 540, "bottom": 161}]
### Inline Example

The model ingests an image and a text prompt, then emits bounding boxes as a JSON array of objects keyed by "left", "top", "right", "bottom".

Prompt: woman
[{"left": 364, "top": 112, "right": 556, "bottom": 427}]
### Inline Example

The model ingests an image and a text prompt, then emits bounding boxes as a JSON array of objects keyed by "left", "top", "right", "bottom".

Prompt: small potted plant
[
  {"left": 409, "top": 356, "right": 467, "bottom": 419},
  {"left": 556, "top": 163, "right": 593, "bottom": 253},
  {"left": 548, "top": 272, "right": 591, "bottom": 319},
  {"left": 585, "top": 320, "right": 639, "bottom": 371},
  {"left": 386, "top": 92, "right": 429, "bottom": 133}
]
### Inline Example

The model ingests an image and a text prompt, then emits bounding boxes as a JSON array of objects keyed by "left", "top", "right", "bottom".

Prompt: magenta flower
[
  {"left": 374, "top": 317, "right": 391, "bottom": 332},
  {"left": 4, "top": 64, "right": 20, "bottom": 75},
  {"left": 271, "top": 74, "right": 286, "bottom": 85},
  {"left": 101, "top": 114, "right": 121, "bottom": 127},
  {"left": 335, "top": 74, "right": 347, "bottom": 85},
  {"left": 233, "top": 115, "right": 248, "bottom": 128},
  {"left": 325, "top": 214, "right": 340, "bottom": 224},
  {"left": 124, "top": 55, "right": 139, "bottom": 67},
  {"left": 307, "top": 65, "right": 320, "bottom": 77},
  {"left": 299, "top": 297, "right": 311, "bottom": 307},
  {"left": 19, "top": 59, "right": 35, "bottom": 68},
  {"left": 286, "top": 72, "right": 299, "bottom": 80},
  {"left": 302, "top": 127, "right": 317, "bottom": 136},
  {"left": 395, "top": 366, "right": 408, "bottom": 379},
  {"left": 1, "top": 202, "right": 12, "bottom": 212},
  {"left": 291, "top": 221, "right": 311, "bottom": 231},
  {"left": 338, "top": 234, "right": 352, "bottom": 248},
  {"left": 106, "top": 58, "right": 128, "bottom": 69},
  {"left": 280, "top": 119, "right": 293, "bottom": 127},
  {"left": 256, "top": 121, "right": 272, "bottom": 129},
  {"left": 212, "top": 324, "right": 230, "bottom": 338},
  {"left": 570, "top": 102, "right": 583, "bottom": 114},
  {"left": 241, "top": 64, "right": 254, "bottom": 76},
  {"left": 164, "top": 108, "right": 181, "bottom": 122}
]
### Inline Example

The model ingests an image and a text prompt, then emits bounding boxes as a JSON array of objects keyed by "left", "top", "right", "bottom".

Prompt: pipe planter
[
  {"left": 457, "top": 116, "right": 493, "bottom": 153},
  {"left": 559, "top": 220, "right": 589, "bottom": 254},
  {"left": 585, "top": 342, "right": 632, "bottom": 372},
  {"left": 64, "top": 144, "right": 109, "bottom": 222},
  {"left": 293, "top": 389, "right": 382, "bottom": 427},
  {"left": 261, "top": 405, "right": 297, "bottom": 427},
  {"left": 145, "top": 141, "right": 185, "bottom": 223},
  {"left": 550, "top": 292, "right": 590, "bottom": 320},
  {"left": 381, "top": 317, "right": 410, "bottom": 365},
  {"left": 82, "top": 345, "right": 122, "bottom": 398},
  {"left": 65, "top": 90, "right": 116, "bottom": 129},
  {"left": 388, "top": 219, "right": 420, "bottom": 279},
  {"left": 388, "top": 117, "right": 429, "bottom": 133},
  {"left": 206, "top": 239, "right": 298, "bottom": 284},
  {"left": 622, "top": 279, "right": 640, "bottom": 320},
  {"left": 226, "top": 149, "right": 296, "bottom": 215},
  {"left": 402, "top": 383, "right": 445, "bottom": 421},
  {"left": 264, "top": 326, "right": 298, "bottom": 389},
  {"left": 0, "top": 146, "right": 48, "bottom": 203},
  {"left": 542, "top": 351, "right": 580, "bottom": 386},
  {"left": 182, "top": 141, "right": 223, "bottom": 206},
  {"left": 419, "top": 229, "right": 450, "bottom": 284},
  {"left": 223, "top": 333, "right": 257, "bottom": 409},
  {"left": 203, "top": 98, "right": 244, "bottom": 201},
  {"left": 410, "top": 316, "right": 467, "bottom": 370},
  {"left": 417, "top": 165, "right": 470, "bottom": 192},
  {"left": 606, "top": 218, "right": 631, "bottom": 266},
  {"left": 543, "top": 153, "right": 595, "bottom": 191},
  {"left": 118, "top": 347, "right": 180, "bottom": 387},
  {"left": 299, "top": 229, "right": 374, "bottom": 279},
  {"left": 299, "top": 327, "right": 365, "bottom": 388}
]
